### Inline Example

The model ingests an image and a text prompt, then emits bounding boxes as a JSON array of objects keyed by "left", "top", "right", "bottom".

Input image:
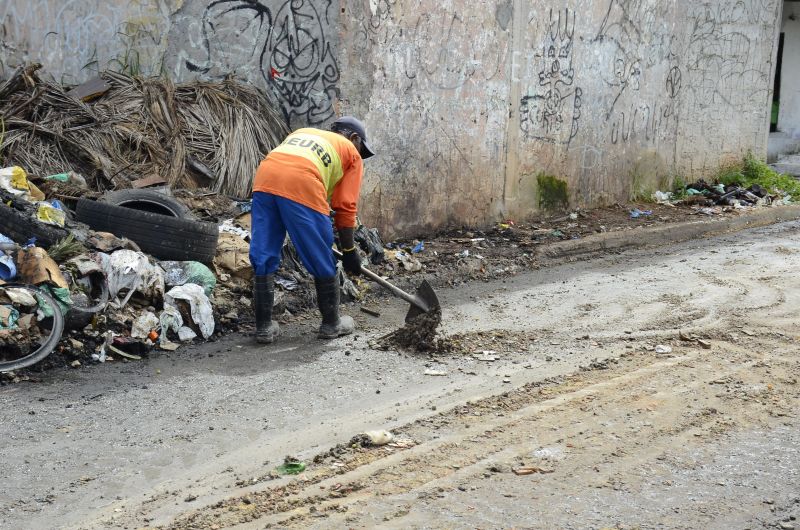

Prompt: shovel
[{"left": 333, "top": 248, "right": 440, "bottom": 322}]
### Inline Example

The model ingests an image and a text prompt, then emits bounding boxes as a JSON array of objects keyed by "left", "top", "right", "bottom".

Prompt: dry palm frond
[{"left": 0, "top": 64, "right": 289, "bottom": 198}]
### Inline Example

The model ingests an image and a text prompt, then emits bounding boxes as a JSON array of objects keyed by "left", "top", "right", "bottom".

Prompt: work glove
[{"left": 340, "top": 247, "right": 363, "bottom": 276}]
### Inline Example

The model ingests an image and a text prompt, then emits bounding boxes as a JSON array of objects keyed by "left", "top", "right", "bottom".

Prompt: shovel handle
[{"left": 332, "top": 248, "right": 429, "bottom": 312}]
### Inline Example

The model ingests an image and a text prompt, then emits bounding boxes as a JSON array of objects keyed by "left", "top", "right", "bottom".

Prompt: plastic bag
[
  {"left": 0, "top": 305, "right": 19, "bottom": 329},
  {"left": 0, "top": 166, "right": 45, "bottom": 202},
  {"left": 0, "top": 254, "right": 16, "bottom": 280},
  {"left": 36, "top": 202, "right": 66, "bottom": 227},
  {"left": 0, "top": 166, "right": 29, "bottom": 196},
  {"left": 160, "top": 261, "right": 216, "bottom": 296},
  {"left": 37, "top": 285, "right": 73, "bottom": 316},
  {"left": 178, "top": 326, "right": 197, "bottom": 342},
  {"left": 354, "top": 225, "right": 385, "bottom": 264},
  {"left": 103, "top": 250, "right": 165, "bottom": 308},
  {"left": 45, "top": 171, "right": 87, "bottom": 188},
  {"left": 131, "top": 311, "right": 159, "bottom": 339},
  {"left": 158, "top": 305, "right": 183, "bottom": 347},
  {"left": 164, "top": 284, "right": 214, "bottom": 339}
]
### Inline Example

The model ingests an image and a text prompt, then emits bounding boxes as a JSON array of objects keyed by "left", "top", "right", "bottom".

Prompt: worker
[{"left": 249, "top": 116, "right": 375, "bottom": 344}]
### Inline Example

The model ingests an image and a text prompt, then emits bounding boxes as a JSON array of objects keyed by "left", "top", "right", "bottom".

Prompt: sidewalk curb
[{"left": 538, "top": 205, "right": 800, "bottom": 262}]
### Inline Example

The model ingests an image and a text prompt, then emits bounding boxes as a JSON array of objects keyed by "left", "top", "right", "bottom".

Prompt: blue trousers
[{"left": 249, "top": 192, "right": 337, "bottom": 278}]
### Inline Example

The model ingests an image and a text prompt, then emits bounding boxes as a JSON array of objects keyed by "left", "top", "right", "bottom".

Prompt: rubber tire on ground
[
  {"left": 0, "top": 202, "right": 68, "bottom": 247},
  {"left": 0, "top": 285, "right": 64, "bottom": 373},
  {"left": 76, "top": 198, "right": 219, "bottom": 262},
  {"left": 101, "top": 189, "right": 193, "bottom": 219}
]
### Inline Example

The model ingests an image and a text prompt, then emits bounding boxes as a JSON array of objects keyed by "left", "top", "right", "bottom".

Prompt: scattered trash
[
  {"left": 275, "top": 277, "right": 299, "bottom": 291},
  {"left": 161, "top": 261, "right": 216, "bottom": 296},
  {"left": 424, "top": 369, "right": 448, "bottom": 376},
  {"left": 412, "top": 241, "right": 425, "bottom": 254},
  {"left": 275, "top": 459, "right": 306, "bottom": 475},
  {"left": 0, "top": 255, "right": 17, "bottom": 281},
  {"left": 655, "top": 345, "right": 673, "bottom": 354},
  {"left": 16, "top": 247, "right": 69, "bottom": 288},
  {"left": 360, "top": 306, "right": 381, "bottom": 317},
  {"left": 214, "top": 233, "right": 252, "bottom": 283},
  {"left": 395, "top": 250, "right": 422, "bottom": 272},
  {"left": 653, "top": 191, "right": 673, "bottom": 203},
  {"left": 178, "top": 327, "right": 197, "bottom": 342},
  {"left": 104, "top": 250, "right": 165, "bottom": 308},
  {"left": 354, "top": 225, "right": 385, "bottom": 264},
  {"left": 362, "top": 430, "right": 395, "bottom": 446},
  {"left": 513, "top": 466, "right": 554, "bottom": 476},
  {"left": 36, "top": 202, "right": 66, "bottom": 227},
  {"left": 131, "top": 311, "right": 159, "bottom": 340},
  {"left": 474, "top": 351, "right": 499, "bottom": 362},
  {"left": 630, "top": 208, "right": 653, "bottom": 219},
  {"left": 164, "top": 284, "right": 215, "bottom": 339}
]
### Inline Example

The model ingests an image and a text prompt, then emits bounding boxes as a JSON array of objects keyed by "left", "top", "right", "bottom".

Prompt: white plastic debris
[
  {"left": 363, "top": 430, "right": 394, "bottom": 446},
  {"left": 218, "top": 219, "right": 250, "bottom": 241},
  {"left": 165, "top": 283, "right": 215, "bottom": 339},
  {"left": 0, "top": 166, "right": 30, "bottom": 197},
  {"left": 653, "top": 190, "right": 673, "bottom": 203},
  {"left": 178, "top": 326, "right": 197, "bottom": 342},
  {"left": 4, "top": 287, "right": 38, "bottom": 307},
  {"left": 655, "top": 345, "right": 673, "bottom": 354},
  {"left": 104, "top": 250, "right": 165, "bottom": 308},
  {"left": 131, "top": 311, "right": 159, "bottom": 339}
]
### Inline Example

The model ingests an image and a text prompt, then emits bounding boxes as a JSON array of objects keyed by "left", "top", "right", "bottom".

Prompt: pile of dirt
[{"left": 376, "top": 308, "right": 442, "bottom": 352}]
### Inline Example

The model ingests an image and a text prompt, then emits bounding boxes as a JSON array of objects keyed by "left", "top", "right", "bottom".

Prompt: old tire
[
  {"left": 0, "top": 285, "right": 64, "bottom": 373},
  {"left": 76, "top": 198, "right": 218, "bottom": 262},
  {"left": 0, "top": 201, "right": 68, "bottom": 247},
  {"left": 101, "top": 189, "right": 193, "bottom": 219}
]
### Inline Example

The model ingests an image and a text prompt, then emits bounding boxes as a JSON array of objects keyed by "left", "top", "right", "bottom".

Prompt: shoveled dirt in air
[{"left": 375, "top": 308, "right": 442, "bottom": 351}]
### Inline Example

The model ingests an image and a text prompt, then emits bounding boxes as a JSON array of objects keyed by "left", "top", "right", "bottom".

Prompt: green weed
[
  {"left": 715, "top": 153, "right": 800, "bottom": 199},
  {"left": 537, "top": 173, "right": 569, "bottom": 211}
]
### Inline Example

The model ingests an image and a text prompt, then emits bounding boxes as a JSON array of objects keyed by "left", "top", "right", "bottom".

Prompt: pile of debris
[
  {"left": 0, "top": 63, "right": 288, "bottom": 197},
  {"left": 654, "top": 180, "right": 789, "bottom": 211},
  {"left": 0, "top": 161, "right": 372, "bottom": 373},
  {"left": 0, "top": 64, "right": 332, "bottom": 373}
]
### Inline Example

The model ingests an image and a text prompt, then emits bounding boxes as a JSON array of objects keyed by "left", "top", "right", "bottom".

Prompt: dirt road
[{"left": 3, "top": 221, "right": 800, "bottom": 530}]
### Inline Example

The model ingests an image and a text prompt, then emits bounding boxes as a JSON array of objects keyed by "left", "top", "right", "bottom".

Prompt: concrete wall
[
  {"left": 0, "top": 0, "right": 783, "bottom": 236},
  {"left": 779, "top": 1, "right": 800, "bottom": 138}
]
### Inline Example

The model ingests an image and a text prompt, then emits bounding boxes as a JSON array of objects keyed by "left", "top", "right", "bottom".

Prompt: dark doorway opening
[{"left": 772, "top": 32, "right": 785, "bottom": 132}]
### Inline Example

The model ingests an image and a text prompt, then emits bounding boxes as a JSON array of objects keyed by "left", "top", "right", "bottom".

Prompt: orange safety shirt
[{"left": 252, "top": 128, "right": 364, "bottom": 229}]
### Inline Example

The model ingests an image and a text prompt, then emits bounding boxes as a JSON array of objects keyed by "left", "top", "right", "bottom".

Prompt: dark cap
[{"left": 332, "top": 116, "right": 375, "bottom": 159}]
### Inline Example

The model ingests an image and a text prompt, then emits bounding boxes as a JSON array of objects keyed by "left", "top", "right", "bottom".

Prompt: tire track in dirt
[{"left": 155, "top": 335, "right": 799, "bottom": 529}]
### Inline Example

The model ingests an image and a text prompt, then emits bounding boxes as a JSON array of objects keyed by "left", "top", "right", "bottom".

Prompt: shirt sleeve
[{"left": 331, "top": 147, "right": 363, "bottom": 229}]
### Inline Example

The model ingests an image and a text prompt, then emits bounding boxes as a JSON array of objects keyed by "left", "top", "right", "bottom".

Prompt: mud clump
[{"left": 377, "top": 308, "right": 442, "bottom": 352}]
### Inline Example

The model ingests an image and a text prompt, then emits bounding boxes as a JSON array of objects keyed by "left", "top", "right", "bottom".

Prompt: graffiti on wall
[
  {"left": 183, "top": 0, "right": 339, "bottom": 126},
  {"left": 683, "top": 2, "right": 771, "bottom": 111},
  {"left": 0, "top": 1, "right": 165, "bottom": 80},
  {"left": 520, "top": 8, "right": 583, "bottom": 146},
  {"left": 403, "top": 10, "right": 506, "bottom": 90}
]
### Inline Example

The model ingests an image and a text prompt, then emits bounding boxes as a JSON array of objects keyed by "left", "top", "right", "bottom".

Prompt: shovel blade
[{"left": 404, "top": 279, "right": 440, "bottom": 322}]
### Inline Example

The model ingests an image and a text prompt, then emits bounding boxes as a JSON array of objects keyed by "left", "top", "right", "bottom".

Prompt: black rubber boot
[
  {"left": 315, "top": 276, "right": 355, "bottom": 339},
  {"left": 254, "top": 275, "right": 280, "bottom": 344}
]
